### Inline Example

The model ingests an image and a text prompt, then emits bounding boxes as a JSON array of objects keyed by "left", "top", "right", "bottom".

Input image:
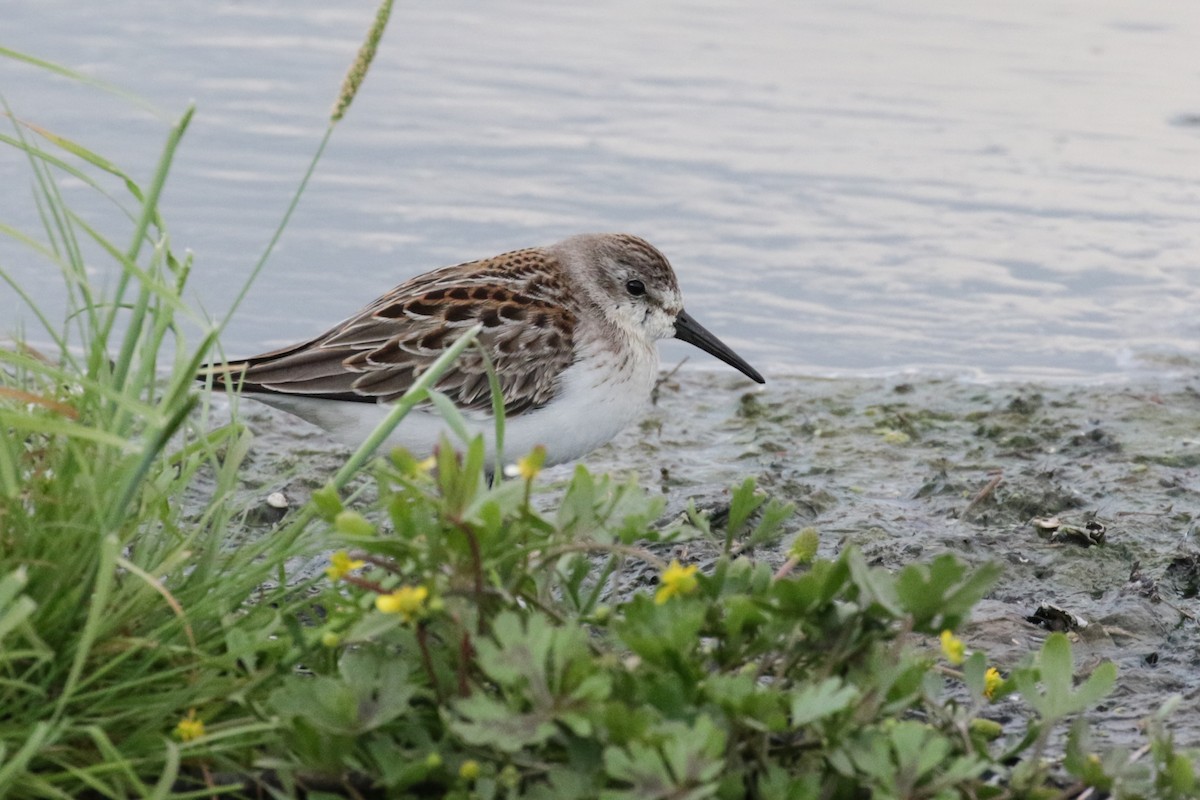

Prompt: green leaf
[
  {"left": 602, "top": 717, "right": 725, "bottom": 800},
  {"left": 746, "top": 499, "right": 795, "bottom": 549},
  {"left": 311, "top": 484, "right": 344, "bottom": 520},
  {"left": 342, "top": 609, "right": 404, "bottom": 643},
  {"left": 452, "top": 611, "right": 610, "bottom": 750},
  {"left": 962, "top": 651, "right": 989, "bottom": 698},
  {"left": 1166, "top": 752, "right": 1196, "bottom": 793},
  {"left": 269, "top": 648, "right": 416, "bottom": 736},
  {"left": 771, "top": 556, "right": 851, "bottom": 614},
  {"left": 526, "top": 766, "right": 603, "bottom": 800},
  {"left": 661, "top": 715, "right": 726, "bottom": 786},
  {"left": 703, "top": 673, "right": 787, "bottom": 732},
  {"left": 894, "top": 554, "right": 1002, "bottom": 632},
  {"left": 450, "top": 693, "right": 558, "bottom": 752},
  {"left": 1017, "top": 634, "right": 1116, "bottom": 722},
  {"left": 1072, "top": 660, "right": 1117, "bottom": 711},
  {"left": 334, "top": 510, "right": 376, "bottom": 537},
  {"left": 603, "top": 744, "right": 675, "bottom": 799},
  {"left": 726, "top": 477, "right": 765, "bottom": 542},
  {"left": 846, "top": 549, "right": 903, "bottom": 617},
  {"left": 0, "top": 568, "right": 39, "bottom": 646},
  {"left": 1037, "top": 632, "right": 1076, "bottom": 720},
  {"left": 790, "top": 677, "right": 858, "bottom": 727},
  {"left": 615, "top": 595, "right": 706, "bottom": 670},
  {"left": 755, "top": 765, "right": 821, "bottom": 800}
]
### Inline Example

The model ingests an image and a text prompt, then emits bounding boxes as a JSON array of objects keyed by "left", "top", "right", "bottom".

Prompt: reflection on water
[{"left": 3, "top": 0, "right": 1200, "bottom": 379}]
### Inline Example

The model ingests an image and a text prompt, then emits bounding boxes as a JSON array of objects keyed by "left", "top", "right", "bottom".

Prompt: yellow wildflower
[
  {"left": 518, "top": 447, "right": 545, "bottom": 480},
  {"left": 505, "top": 446, "right": 546, "bottom": 481},
  {"left": 939, "top": 630, "right": 965, "bottom": 665},
  {"left": 376, "top": 585, "right": 430, "bottom": 622},
  {"left": 983, "top": 667, "right": 1003, "bottom": 700},
  {"left": 655, "top": 560, "right": 699, "bottom": 604},
  {"left": 325, "top": 550, "right": 366, "bottom": 581},
  {"left": 391, "top": 448, "right": 437, "bottom": 476},
  {"left": 459, "top": 759, "right": 481, "bottom": 781},
  {"left": 174, "top": 709, "right": 205, "bottom": 742}
]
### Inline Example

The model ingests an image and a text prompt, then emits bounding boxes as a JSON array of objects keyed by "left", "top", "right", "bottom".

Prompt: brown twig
[
  {"left": 457, "top": 631, "right": 474, "bottom": 698},
  {"left": 0, "top": 386, "right": 78, "bottom": 418},
  {"left": 963, "top": 471, "right": 1003, "bottom": 517},
  {"left": 416, "top": 624, "right": 443, "bottom": 703},
  {"left": 651, "top": 357, "right": 689, "bottom": 405}
]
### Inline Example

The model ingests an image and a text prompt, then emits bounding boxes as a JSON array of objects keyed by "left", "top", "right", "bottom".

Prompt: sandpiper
[{"left": 203, "top": 233, "right": 764, "bottom": 466}]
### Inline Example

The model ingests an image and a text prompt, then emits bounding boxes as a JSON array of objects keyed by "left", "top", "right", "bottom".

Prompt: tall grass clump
[
  {"left": 0, "top": 3, "right": 400, "bottom": 788},
  {"left": 0, "top": 5, "right": 470, "bottom": 794},
  {"left": 0, "top": 91, "right": 312, "bottom": 796}
]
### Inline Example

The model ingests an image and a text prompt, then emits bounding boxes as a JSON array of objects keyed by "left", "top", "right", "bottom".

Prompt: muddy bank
[{"left": 224, "top": 372, "right": 1200, "bottom": 748}]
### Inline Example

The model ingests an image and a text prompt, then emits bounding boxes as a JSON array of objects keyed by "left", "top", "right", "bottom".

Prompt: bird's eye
[{"left": 625, "top": 279, "right": 646, "bottom": 297}]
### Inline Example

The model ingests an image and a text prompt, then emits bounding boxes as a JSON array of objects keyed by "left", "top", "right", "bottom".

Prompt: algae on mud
[{"left": 226, "top": 371, "right": 1200, "bottom": 750}]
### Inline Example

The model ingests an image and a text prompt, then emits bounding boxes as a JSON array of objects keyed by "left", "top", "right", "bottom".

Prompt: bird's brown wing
[{"left": 203, "top": 251, "right": 579, "bottom": 417}]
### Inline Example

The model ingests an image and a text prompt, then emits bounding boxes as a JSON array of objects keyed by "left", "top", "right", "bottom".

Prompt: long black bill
[{"left": 674, "top": 309, "right": 765, "bottom": 384}]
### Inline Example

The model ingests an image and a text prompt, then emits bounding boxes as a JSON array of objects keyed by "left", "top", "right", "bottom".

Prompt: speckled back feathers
[{"left": 209, "top": 236, "right": 677, "bottom": 417}]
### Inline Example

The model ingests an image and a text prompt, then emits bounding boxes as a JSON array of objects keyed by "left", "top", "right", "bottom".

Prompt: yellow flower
[
  {"left": 325, "top": 550, "right": 366, "bottom": 581},
  {"left": 174, "top": 709, "right": 205, "bottom": 742},
  {"left": 983, "top": 667, "right": 1003, "bottom": 700},
  {"left": 940, "top": 630, "right": 965, "bottom": 665},
  {"left": 459, "top": 759, "right": 481, "bottom": 781},
  {"left": 505, "top": 446, "right": 546, "bottom": 481},
  {"left": 390, "top": 448, "right": 437, "bottom": 476},
  {"left": 376, "top": 585, "right": 430, "bottom": 622},
  {"left": 655, "top": 560, "right": 699, "bottom": 605}
]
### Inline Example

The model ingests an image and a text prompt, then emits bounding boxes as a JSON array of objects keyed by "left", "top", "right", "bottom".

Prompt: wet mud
[{"left": 223, "top": 372, "right": 1200, "bottom": 749}]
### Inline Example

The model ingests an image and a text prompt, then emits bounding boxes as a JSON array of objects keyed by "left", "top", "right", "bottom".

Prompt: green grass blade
[
  {"left": 52, "top": 534, "right": 121, "bottom": 721},
  {"left": 326, "top": 323, "right": 483, "bottom": 493},
  {"left": 0, "top": 45, "right": 167, "bottom": 120},
  {"left": 106, "top": 105, "right": 194, "bottom": 391}
]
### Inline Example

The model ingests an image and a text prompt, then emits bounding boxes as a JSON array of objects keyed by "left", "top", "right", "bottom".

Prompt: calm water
[{"left": 4, "top": 0, "right": 1200, "bottom": 380}]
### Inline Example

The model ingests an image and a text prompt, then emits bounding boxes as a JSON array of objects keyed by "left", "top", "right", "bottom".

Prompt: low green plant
[{"left": 214, "top": 439, "right": 1189, "bottom": 800}]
